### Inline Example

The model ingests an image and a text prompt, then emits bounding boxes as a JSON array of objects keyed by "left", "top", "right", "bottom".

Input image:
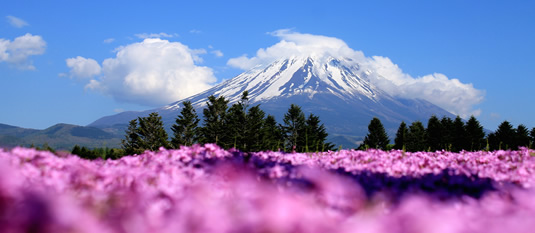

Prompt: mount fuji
[{"left": 89, "top": 55, "right": 454, "bottom": 147}]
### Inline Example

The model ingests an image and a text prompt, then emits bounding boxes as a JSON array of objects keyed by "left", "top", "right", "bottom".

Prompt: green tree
[
  {"left": 515, "top": 124, "right": 530, "bottom": 149},
  {"left": 451, "top": 116, "right": 467, "bottom": 152},
  {"left": 137, "top": 112, "right": 169, "bottom": 151},
  {"left": 282, "top": 104, "right": 307, "bottom": 152},
  {"left": 224, "top": 92, "right": 249, "bottom": 149},
  {"left": 200, "top": 95, "right": 229, "bottom": 146},
  {"left": 406, "top": 121, "right": 426, "bottom": 152},
  {"left": 530, "top": 127, "right": 535, "bottom": 149},
  {"left": 425, "top": 115, "right": 443, "bottom": 151},
  {"left": 72, "top": 145, "right": 82, "bottom": 156},
  {"left": 394, "top": 121, "right": 408, "bottom": 150},
  {"left": 122, "top": 119, "right": 143, "bottom": 155},
  {"left": 171, "top": 101, "right": 200, "bottom": 148},
  {"left": 465, "top": 115, "right": 486, "bottom": 151},
  {"left": 305, "top": 113, "right": 334, "bottom": 152},
  {"left": 245, "top": 105, "right": 266, "bottom": 151},
  {"left": 440, "top": 117, "right": 454, "bottom": 150},
  {"left": 361, "top": 117, "right": 390, "bottom": 150},
  {"left": 261, "top": 115, "right": 284, "bottom": 151},
  {"left": 494, "top": 121, "right": 515, "bottom": 150}
]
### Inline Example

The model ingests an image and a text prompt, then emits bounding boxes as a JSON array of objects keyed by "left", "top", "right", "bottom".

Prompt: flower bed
[{"left": 1, "top": 145, "right": 534, "bottom": 232}]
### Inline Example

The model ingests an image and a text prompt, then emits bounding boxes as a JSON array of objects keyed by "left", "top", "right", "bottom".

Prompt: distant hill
[{"left": 0, "top": 123, "right": 123, "bottom": 150}]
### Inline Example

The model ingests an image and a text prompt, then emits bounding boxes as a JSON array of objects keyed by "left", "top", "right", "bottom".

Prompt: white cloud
[
  {"left": 189, "top": 29, "right": 201, "bottom": 34},
  {"left": 227, "top": 29, "right": 365, "bottom": 69},
  {"left": 103, "top": 38, "right": 115, "bottom": 44},
  {"left": 211, "top": 50, "right": 224, "bottom": 57},
  {"left": 72, "top": 38, "right": 217, "bottom": 106},
  {"left": 134, "top": 32, "right": 178, "bottom": 39},
  {"left": 66, "top": 56, "right": 101, "bottom": 78},
  {"left": 227, "top": 29, "right": 484, "bottom": 117},
  {"left": 6, "top": 16, "right": 28, "bottom": 28},
  {"left": 0, "top": 33, "right": 46, "bottom": 70}
]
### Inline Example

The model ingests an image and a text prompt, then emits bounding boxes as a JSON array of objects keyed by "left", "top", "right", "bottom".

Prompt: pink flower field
[{"left": 1, "top": 145, "right": 535, "bottom": 233}]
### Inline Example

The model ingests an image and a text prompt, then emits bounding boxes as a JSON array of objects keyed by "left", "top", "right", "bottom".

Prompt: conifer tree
[
  {"left": 282, "top": 104, "right": 306, "bottom": 152},
  {"left": 394, "top": 121, "right": 408, "bottom": 150},
  {"left": 530, "top": 127, "right": 535, "bottom": 149},
  {"left": 426, "top": 115, "right": 443, "bottom": 151},
  {"left": 465, "top": 115, "right": 485, "bottom": 151},
  {"left": 245, "top": 105, "right": 265, "bottom": 151},
  {"left": 451, "top": 116, "right": 467, "bottom": 152},
  {"left": 224, "top": 91, "right": 250, "bottom": 150},
  {"left": 72, "top": 145, "right": 81, "bottom": 156},
  {"left": 515, "top": 124, "right": 530, "bottom": 149},
  {"left": 440, "top": 117, "right": 454, "bottom": 150},
  {"left": 486, "top": 132, "right": 498, "bottom": 151},
  {"left": 171, "top": 101, "right": 200, "bottom": 148},
  {"left": 261, "top": 115, "right": 284, "bottom": 151},
  {"left": 122, "top": 119, "right": 142, "bottom": 155},
  {"left": 137, "top": 112, "right": 169, "bottom": 151},
  {"left": 494, "top": 121, "right": 515, "bottom": 150},
  {"left": 362, "top": 117, "right": 390, "bottom": 150},
  {"left": 200, "top": 95, "right": 229, "bottom": 147},
  {"left": 406, "top": 121, "right": 426, "bottom": 152},
  {"left": 305, "top": 113, "right": 334, "bottom": 152}
]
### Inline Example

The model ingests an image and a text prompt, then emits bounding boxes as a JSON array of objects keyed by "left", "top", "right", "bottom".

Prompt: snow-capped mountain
[{"left": 90, "top": 55, "right": 454, "bottom": 147}]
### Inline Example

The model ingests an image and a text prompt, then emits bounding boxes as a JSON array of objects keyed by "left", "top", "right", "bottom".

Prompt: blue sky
[{"left": 1, "top": 0, "right": 534, "bottom": 131}]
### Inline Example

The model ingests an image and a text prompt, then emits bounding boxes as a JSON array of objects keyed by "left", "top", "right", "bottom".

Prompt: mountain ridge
[
  {"left": 0, "top": 123, "right": 123, "bottom": 150},
  {"left": 89, "top": 55, "right": 455, "bottom": 148}
]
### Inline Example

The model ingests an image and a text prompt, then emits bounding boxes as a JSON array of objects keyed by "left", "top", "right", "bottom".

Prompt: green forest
[{"left": 66, "top": 91, "right": 535, "bottom": 159}]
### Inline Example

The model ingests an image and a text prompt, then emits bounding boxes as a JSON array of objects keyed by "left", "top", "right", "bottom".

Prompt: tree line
[
  {"left": 361, "top": 115, "right": 535, "bottom": 152},
  {"left": 121, "top": 91, "right": 334, "bottom": 155}
]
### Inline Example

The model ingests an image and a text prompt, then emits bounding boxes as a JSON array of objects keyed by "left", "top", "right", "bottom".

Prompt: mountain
[
  {"left": 90, "top": 55, "right": 455, "bottom": 148},
  {"left": 0, "top": 123, "right": 123, "bottom": 150}
]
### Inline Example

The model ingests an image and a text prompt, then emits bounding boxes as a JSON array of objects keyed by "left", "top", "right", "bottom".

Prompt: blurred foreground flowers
[{"left": 1, "top": 145, "right": 535, "bottom": 233}]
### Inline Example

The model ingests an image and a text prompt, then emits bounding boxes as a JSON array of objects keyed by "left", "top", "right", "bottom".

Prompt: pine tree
[
  {"left": 394, "top": 121, "right": 408, "bottom": 150},
  {"left": 362, "top": 117, "right": 390, "bottom": 150},
  {"left": 137, "top": 112, "right": 169, "bottom": 151},
  {"left": 171, "top": 101, "right": 200, "bottom": 148},
  {"left": 305, "top": 113, "right": 334, "bottom": 152},
  {"left": 200, "top": 95, "right": 229, "bottom": 147},
  {"left": 440, "top": 117, "right": 454, "bottom": 150},
  {"left": 515, "top": 124, "right": 530, "bottom": 149},
  {"left": 494, "top": 121, "right": 515, "bottom": 150},
  {"left": 451, "top": 116, "right": 467, "bottom": 152},
  {"left": 224, "top": 95, "right": 249, "bottom": 150},
  {"left": 245, "top": 105, "right": 266, "bottom": 152},
  {"left": 72, "top": 145, "right": 81, "bottom": 156},
  {"left": 406, "top": 121, "right": 426, "bottom": 152},
  {"left": 426, "top": 115, "right": 443, "bottom": 151},
  {"left": 122, "top": 119, "right": 142, "bottom": 155},
  {"left": 530, "top": 127, "right": 535, "bottom": 149},
  {"left": 486, "top": 132, "right": 498, "bottom": 151},
  {"left": 261, "top": 115, "right": 284, "bottom": 151},
  {"left": 282, "top": 104, "right": 307, "bottom": 152},
  {"left": 465, "top": 115, "right": 485, "bottom": 151}
]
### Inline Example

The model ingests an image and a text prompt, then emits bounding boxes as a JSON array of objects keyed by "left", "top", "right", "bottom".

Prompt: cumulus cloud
[
  {"left": 134, "top": 32, "right": 178, "bottom": 39},
  {"left": 69, "top": 38, "right": 217, "bottom": 106},
  {"left": 66, "top": 56, "right": 101, "bottom": 78},
  {"left": 6, "top": 15, "right": 28, "bottom": 28},
  {"left": 0, "top": 33, "right": 46, "bottom": 70},
  {"left": 227, "top": 29, "right": 484, "bottom": 117}
]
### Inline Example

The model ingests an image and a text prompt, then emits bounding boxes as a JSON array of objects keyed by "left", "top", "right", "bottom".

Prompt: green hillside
[{"left": 0, "top": 123, "right": 123, "bottom": 150}]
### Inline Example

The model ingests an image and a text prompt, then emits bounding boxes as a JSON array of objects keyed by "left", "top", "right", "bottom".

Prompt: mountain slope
[
  {"left": 0, "top": 123, "right": 123, "bottom": 150},
  {"left": 90, "top": 56, "right": 455, "bottom": 148}
]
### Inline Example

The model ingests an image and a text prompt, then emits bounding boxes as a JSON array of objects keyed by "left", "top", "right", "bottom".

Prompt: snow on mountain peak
[{"left": 176, "top": 55, "right": 384, "bottom": 110}]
